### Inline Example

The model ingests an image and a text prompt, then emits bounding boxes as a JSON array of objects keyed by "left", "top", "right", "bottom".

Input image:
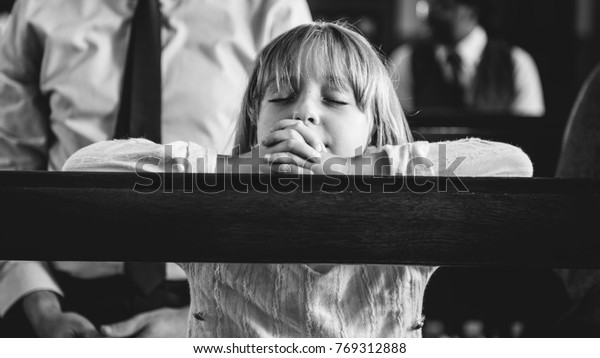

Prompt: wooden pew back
[{"left": 1, "top": 172, "right": 598, "bottom": 268}]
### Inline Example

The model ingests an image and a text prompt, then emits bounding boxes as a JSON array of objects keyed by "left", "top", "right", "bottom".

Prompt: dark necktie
[
  {"left": 116, "top": 0, "right": 165, "bottom": 296},
  {"left": 446, "top": 49, "right": 465, "bottom": 106},
  {"left": 114, "top": 0, "right": 162, "bottom": 142}
]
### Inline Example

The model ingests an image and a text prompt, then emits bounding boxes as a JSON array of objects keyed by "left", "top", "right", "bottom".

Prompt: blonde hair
[{"left": 234, "top": 21, "right": 413, "bottom": 154}]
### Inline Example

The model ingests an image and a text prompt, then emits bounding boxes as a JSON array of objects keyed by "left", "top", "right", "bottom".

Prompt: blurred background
[
  {"left": 307, "top": 0, "right": 600, "bottom": 178},
  {"left": 308, "top": 0, "right": 599, "bottom": 120}
]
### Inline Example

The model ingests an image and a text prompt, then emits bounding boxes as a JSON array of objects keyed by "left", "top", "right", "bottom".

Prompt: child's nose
[
  {"left": 293, "top": 101, "right": 321, "bottom": 126},
  {"left": 293, "top": 111, "right": 320, "bottom": 126}
]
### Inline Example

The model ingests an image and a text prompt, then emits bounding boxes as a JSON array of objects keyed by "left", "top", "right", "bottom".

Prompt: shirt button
[
  {"left": 412, "top": 315, "right": 426, "bottom": 330},
  {"left": 193, "top": 311, "right": 207, "bottom": 321}
]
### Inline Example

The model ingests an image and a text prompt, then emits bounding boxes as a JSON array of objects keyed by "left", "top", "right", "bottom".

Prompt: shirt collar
[
  {"left": 129, "top": 0, "right": 181, "bottom": 12},
  {"left": 436, "top": 25, "right": 488, "bottom": 68}
]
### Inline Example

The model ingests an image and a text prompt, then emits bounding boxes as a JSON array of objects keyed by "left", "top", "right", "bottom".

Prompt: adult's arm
[
  {"left": 0, "top": 0, "right": 50, "bottom": 170},
  {"left": 0, "top": 262, "right": 62, "bottom": 317},
  {"left": 0, "top": 0, "right": 64, "bottom": 324},
  {"left": 259, "top": 0, "right": 312, "bottom": 44},
  {"left": 389, "top": 45, "right": 416, "bottom": 114},
  {"left": 511, "top": 47, "right": 546, "bottom": 117}
]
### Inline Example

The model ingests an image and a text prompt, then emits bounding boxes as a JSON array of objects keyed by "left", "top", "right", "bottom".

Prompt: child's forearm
[
  {"left": 348, "top": 151, "right": 391, "bottom": 176},
  {"left": 316, "top": 150, "right": 391, "bottom": 176},
  {"left": 215, "top": 155, "right": 246, "bottom": 174},
  {"left": 217, "top": 150, "right": 392, "bottom": 176},
  {"left": 215, "top": 152, "right": 268, "bottom": 174}
]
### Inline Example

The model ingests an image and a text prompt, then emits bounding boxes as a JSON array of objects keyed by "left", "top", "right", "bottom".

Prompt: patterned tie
[{"left": 115, "top": 0, "right": 165, "bottom": 296}]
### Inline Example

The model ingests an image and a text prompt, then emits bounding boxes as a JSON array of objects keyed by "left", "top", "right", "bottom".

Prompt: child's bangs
[{"left": 259, "top": 24, "right": 374, "bottom": 108}]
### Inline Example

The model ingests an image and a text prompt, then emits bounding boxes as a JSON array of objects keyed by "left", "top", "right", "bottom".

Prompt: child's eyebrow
[
  {"left": 265, "top": 76, "right": 297, "bottom": 92},
  {"left": 324, "top": 75, "right": 352, "bottom": 91},
  {"left": 264, "top": 82, "right": 292, "bottom": 95},
  {"left": 264, "top": 74, "right": 350, "bottom": 93}
]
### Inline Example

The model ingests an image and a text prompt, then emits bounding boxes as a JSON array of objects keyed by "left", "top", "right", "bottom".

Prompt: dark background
[
  {"left": 308, "top": 0, "right": 600, "bottom": 125},
  {"left": 307, "top": 0, "right": 600, "bottom": 177}
]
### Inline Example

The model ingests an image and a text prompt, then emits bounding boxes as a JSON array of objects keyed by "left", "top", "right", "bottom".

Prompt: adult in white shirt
[
  {"left": 0, "top": 0, "right": 311, "bottom": 338},
  {"left": 390, "top": 0, "right": 545, "bottom": 116}
]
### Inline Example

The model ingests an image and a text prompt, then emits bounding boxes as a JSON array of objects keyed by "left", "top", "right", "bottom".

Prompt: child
[{"left": 64, "top": 22, "right": 533, "bottom": 337}]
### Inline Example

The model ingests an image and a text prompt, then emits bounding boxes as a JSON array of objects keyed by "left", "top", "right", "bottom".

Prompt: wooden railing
[{"left": 1, "top": 172, "right": 599, "bottom": 268}]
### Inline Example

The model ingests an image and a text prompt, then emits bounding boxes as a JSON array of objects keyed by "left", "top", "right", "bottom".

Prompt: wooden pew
[{"left": 1, "top": 172, "right": 599, "bottom": 269}]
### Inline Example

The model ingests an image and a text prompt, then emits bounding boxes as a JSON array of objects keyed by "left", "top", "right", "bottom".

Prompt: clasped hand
[{"left": 249, "top": 119, "right": 335, "bottom": 175}]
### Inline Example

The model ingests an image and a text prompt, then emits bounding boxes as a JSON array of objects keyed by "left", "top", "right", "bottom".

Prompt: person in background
[
  {"left": 390, "top": 0, "right": 545, "bottom": 116},
  {"left": 0, "top": 0, "right": 311, "bottom": 338},
  {"left": 391, "top": 0, "right": 570, "bottom": 337}
]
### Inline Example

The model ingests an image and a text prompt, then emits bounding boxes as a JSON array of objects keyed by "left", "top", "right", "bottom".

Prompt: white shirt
[
  {"left": 58, "top": 138, "right": 533, "bottom": 337},
  {"left": 0, "top": 0, "right": 311, "bottom": 316},
  {"left": 0, "top": 0, "right": 312, "bottom": 171},
  {"left": 390, "top": 26, "right": 546, "bottom": 116}
]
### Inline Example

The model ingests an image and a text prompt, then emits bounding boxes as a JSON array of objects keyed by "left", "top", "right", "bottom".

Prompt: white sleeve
[
  {"left": 258, "top": 0, "right": 312, "bottom": 46},
  {"left": 511, "top": 47, "right": 545, "bottom": 117},
  {"left": 389, "top": 45, "right": 416, "bottom": 114},
  {"left": 383, "top": 138, "right": 533, "bottom": 178},
  {"left": 0, "top": 0, "right": 50, "bottom": 170},
  {"left": 63, "top": 139, "right": 218, "bottom": 173},
  {"left": 0, "top": 261, "right": 62, "bottom": 317}
]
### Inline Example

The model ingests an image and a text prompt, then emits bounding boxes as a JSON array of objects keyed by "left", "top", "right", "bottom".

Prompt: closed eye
[
  {"left": 324, "top": 98, "right": 348, "bottom": 106},
  {"left": 268, "top": 96, "right": 294, "bottom": 103}
]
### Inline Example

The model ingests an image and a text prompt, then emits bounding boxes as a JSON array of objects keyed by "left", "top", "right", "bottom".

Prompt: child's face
[{"left": 257, "top": 74, "right": 372, "bottom": 157}]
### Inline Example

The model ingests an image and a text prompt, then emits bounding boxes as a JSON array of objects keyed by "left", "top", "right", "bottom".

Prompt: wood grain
[{"left": 1, "top": 172, "right": 599, "bottom": 268}]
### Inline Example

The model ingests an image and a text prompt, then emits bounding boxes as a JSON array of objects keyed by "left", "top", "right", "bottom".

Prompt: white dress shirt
[
  {"left": 390, "top": 26, "right": 546, "bottom": 116},
  {"left": 0, "top": 0, "right": 312, "bottom": 171},
  {"left": 0, "top": 0, "right": 311, "bottom": 316},
  {"left": 60, "top": 138, "right": 533, "bottom": 337}
]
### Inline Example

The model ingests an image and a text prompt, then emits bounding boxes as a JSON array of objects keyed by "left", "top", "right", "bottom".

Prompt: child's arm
[
  {"left": 63, "top": 139, "right": 218, "bottom": 173},
  {"left": 382, "top": 139, "right": 534, "bottom": 178},
  {"left": 257, "top": 119, "right": 527, "bottom": 178},
  {"left": 65, "top": 137, "right": 532, "bottom": 179},
  {"left": 63, "top": 138, "right": 284, "bottom": 174},
  {"left": 268, "top": 139, "right": 533, "bottom": 178}
]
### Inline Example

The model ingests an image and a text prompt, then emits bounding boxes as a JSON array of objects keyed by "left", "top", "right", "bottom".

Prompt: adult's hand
[
  {"left": 100, "top": 306, "right": 189, "bottom": 338},
  {"left": 22, "top": 290, "right": 100, "bottom": 338}
]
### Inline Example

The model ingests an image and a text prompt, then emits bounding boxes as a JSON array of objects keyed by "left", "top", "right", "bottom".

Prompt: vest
[{"left": 411, "top": 39, "right": 516, "bottom": 112}]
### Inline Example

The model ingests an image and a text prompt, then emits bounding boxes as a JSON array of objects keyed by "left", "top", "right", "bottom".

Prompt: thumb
[{"left": 101, "top": 314, "right": 146, "bottom": 338}]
